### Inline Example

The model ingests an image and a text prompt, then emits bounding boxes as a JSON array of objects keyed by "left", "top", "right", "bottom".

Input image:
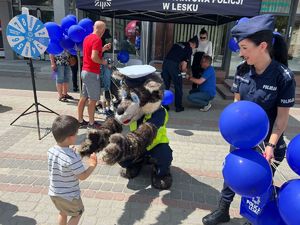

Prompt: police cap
[
  {"left": 119, "top": 65, "right": 156, "bottom": 88},
  {"left": 231, "top": 14, "right": 275, "bottom": 43}
]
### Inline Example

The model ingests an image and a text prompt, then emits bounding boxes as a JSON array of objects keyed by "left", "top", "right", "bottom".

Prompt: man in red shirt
[{"left": 77, "top": 21, "right": 111, "bottom": 129}]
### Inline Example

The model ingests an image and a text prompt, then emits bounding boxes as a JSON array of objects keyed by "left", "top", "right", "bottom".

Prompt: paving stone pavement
[{"left": 0, "top": 86, "right": 299, "bottom": 225}]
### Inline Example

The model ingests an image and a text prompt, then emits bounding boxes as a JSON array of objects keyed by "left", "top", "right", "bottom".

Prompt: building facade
[{"left": 0, "top": 0, "right": 300, "bottom": 75}]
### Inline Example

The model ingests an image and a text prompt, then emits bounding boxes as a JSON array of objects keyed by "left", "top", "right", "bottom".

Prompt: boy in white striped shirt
[{"left": 48, "top": 115, "right": 97, "bottom": 225}]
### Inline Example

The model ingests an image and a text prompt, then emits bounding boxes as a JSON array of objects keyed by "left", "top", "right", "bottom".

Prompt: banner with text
[{"left": 77, "top": 0, "right": 262, "bottom": 17}]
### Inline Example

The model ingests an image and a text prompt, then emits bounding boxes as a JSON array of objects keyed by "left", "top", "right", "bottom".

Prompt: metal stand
[
  {"left": 10, "top": 58, "right": 59, "bottom": 140},
  {"left": 77, "top": 50, "right": 82, "bottom": 94}
]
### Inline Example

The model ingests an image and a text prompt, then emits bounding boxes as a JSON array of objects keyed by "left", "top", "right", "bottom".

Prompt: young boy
[{"left": 48, "top": 115, "right": 97, "bottom": 225}]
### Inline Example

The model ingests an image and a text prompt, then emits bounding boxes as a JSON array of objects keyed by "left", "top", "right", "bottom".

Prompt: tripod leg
[
  {"left": 11, "top": 59, "right": 57, "bottom": 140},
  {"left": 38, "top": 103, "right": 59, "bottom": 115},
  {"left": 29, "top": 58, "right": 42, "bottom": 140},
  {"left": 34, "top": 103, "right": 41, "bottom": 140},
  {"left": 10, "top": 103, "right": 35, "bottom": 125}
]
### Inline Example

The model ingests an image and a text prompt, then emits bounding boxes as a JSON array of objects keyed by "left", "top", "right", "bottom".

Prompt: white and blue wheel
[{"left": 6, "top": 14, "right": 50, "bottom": 58}]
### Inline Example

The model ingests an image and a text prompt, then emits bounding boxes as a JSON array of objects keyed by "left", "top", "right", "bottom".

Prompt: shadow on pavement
[
  {"left": 0, "top": 105, "right": 13, "bottom": 113},
  {"left": 0, "top": 201, "right": 37, "bottom": 225},
  {"left": 65, "top": 98, "right": 79, "bottom": 106},
  {"left": 117, "top": 165, "right": 246, "bottom": 225},
  {"left": 285, "top": 115, "right": 300, "bottom": 141}
]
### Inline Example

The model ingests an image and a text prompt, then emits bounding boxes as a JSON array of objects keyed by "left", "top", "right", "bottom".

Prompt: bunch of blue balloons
[
  {"left": 277, "top": 135, "right": 300, "bottom": 225},
  {"left": 45, "top": 15, "right": 94, "bottom": 55},
  {"left": 219, "top": 100, "right": 300, "bottom": 225},
  {"left": 220, "top": 101, "right": 271, "bottom": 197}
]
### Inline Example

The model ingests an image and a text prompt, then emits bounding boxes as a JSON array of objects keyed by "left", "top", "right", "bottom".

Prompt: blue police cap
[{"left": 231, "top": 14, "right": 275, "bottom": 43}]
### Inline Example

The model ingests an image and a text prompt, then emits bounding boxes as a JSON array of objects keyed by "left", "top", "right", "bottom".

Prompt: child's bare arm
[{"left": 76, "top": 153, "right": 97, "bottom": 180}]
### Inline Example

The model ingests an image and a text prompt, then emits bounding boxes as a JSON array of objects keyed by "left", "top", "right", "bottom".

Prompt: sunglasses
[{"left": 200, "top": 36, "right": 207, "bottom": 40}]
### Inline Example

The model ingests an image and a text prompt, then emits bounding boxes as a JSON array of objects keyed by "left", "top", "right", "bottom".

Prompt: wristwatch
[{"left": 265, "top": 142, "right": 276, "bottom": 149}]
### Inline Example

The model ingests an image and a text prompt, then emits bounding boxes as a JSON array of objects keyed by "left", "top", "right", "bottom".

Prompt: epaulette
[{"left": 236, "top": 61, "right": 250, "bottom": 76}]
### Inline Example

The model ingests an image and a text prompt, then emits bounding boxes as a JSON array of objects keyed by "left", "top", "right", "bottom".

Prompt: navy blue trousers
[
  {"left": 162, "top": 59, "right": 183, "bottom": 109},
  {"left": 119, "top": 143, "right": 173, "bottom": 177}
]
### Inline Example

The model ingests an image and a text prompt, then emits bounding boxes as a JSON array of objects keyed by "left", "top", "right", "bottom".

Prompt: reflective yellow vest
[{"left": 129, "top": 107, "right": 169, "bottom": 151}]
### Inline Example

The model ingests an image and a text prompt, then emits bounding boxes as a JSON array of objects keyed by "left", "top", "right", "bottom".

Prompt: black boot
[
  {"left": 151, "top": 167, "right": 173, "bottom": 190},
  {"left": 202, "top": 199, "right": 230, "bottom": 225}
]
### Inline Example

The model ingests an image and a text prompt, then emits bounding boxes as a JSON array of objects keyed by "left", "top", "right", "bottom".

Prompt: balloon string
[
  {"left": 259, "top": 143, "right": 278, "bottom": 197},
  {"left": 257, "top": 144, "right": 288, "bottom": 183}
]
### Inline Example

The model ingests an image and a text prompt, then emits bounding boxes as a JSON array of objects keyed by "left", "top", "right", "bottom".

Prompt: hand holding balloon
[{"left": 264, "top": 145, "right": 275, "bottom": 162}]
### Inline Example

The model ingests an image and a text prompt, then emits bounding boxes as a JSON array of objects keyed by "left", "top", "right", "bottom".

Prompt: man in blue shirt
[{"left": 186, "top": 54, "right": 216, "bottom": 111}]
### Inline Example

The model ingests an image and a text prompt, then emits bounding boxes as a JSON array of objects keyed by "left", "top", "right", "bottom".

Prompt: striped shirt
[{"left": 47, "top": 145, "right": 85, "bottom": 201}]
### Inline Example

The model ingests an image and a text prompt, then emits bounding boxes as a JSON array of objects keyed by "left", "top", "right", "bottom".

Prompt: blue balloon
[
  {"left": 257, "top": 200, "right": 285, "bottom": 225},
  {"left": 222, "top": 149, "right": 272, "bottom": 197},
  {"left": 66, "top": 14, "right": 77, "bottom": 23},
  {"left": 44, "top": 22, "right": 63, "bottom": 41},
  {"left": 78, "top": 18, "right": 94, "bottom": 35},
  {"left": 68, "top": 25, "right": 86, "bottom": 43},
  {"left": 278, "top": 179, "right": 300, "bottom": 225},
  {"left": 162, "top": 90, "right": 174, "bottom": 105},
  {"left": 68, "top": 48, "right": 77, "bottom": 56},
  {"left": 117, "top": 50, "right": 130, "bottom": 63},
  {"left": 286, "top": 134, "right": 300, "bottom": 176},
  {"left": 228, "top": 37, "right": 240, "bottom": 52},
  {"left": 219, "top": 101, "right": 269, "bottom": 149},
  {"left": 61, "top": 16, "right": 77, "bottom": 34},
  {"left": 46, "top": 40, "right": 63, "bottom": 55},
  {"left": 60, "top": 35, "right": 75, "bottom": 50}
]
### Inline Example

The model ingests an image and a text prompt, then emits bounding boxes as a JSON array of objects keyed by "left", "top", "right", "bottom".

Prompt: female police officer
[{"left": 202, "top": 14, "right": 296, "bottom": 225}]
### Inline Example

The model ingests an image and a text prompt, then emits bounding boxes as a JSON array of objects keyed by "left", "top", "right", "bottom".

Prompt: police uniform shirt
[
  {"left": 136, "top": 107, "right": 166, "bottom": 129},
  {"left": 165, "top": 42, "right": 192, "bottom": 64},
  {"left": 231, "top": 60, "right": 296, "bottom": 128}
]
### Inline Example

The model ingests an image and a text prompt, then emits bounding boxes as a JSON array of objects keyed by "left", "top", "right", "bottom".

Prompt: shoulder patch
[
  {"left": 235, "top": 75, "right": 250, "bottom": 84},
  {"left": 279, "top": 65, "right": 294, "bottom": 80}
]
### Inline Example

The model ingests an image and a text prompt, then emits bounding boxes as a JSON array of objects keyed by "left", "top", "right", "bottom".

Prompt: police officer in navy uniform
[
  {"left": 202, "top": 14, "right": 296, "bottom": 225},
  {"left": 162, "top": 36, "right": 198, "bottom": 112}
]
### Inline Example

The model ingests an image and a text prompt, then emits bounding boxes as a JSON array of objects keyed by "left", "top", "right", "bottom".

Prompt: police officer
[
  {"left": 202, "top": 14, "right": 296, "bottom": 225},
  {"left": 162, "top": 36, "right": 198, "bottom": 112}
]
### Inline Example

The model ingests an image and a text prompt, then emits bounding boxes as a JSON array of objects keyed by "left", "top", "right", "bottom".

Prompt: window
[
  {"left": 20, "top": 0, "right": 53, "bottom": 6},
  {"left": 288, "top": 11, "right": 300, "bottom": 71},
  {"left": 260, "top": 0, "right": 291, "bottom": 14}
]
